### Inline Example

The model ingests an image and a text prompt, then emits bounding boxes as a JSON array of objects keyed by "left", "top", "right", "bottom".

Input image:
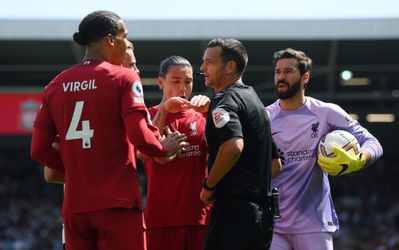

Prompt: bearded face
[{"left": 275, "top": 78, "right": 301, "bottom": 100}]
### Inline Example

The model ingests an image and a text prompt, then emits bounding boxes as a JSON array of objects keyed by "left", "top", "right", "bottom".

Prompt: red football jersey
[
  {"left": 144, "top": 107, "right": 211, "bottom": 228},
  {"left": 34, "top": 60, "right": 156, "bottom": 215}
]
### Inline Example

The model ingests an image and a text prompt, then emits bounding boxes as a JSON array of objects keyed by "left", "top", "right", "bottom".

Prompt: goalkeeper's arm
[{"left": 317, "top": 146, "right": 371, "bottom": 176}]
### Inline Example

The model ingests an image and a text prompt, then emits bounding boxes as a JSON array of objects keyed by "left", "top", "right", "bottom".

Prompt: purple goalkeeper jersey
[{"left": 266, "top": 97, "right": 383, "bottom": 234}]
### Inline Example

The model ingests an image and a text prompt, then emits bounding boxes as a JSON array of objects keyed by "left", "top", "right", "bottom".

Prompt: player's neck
[
  {"left": 279, "top": 95, "right": 306, "bottom": 111},
  {"left": 82, "top": 46, "right": 106, "bottom": 62}
]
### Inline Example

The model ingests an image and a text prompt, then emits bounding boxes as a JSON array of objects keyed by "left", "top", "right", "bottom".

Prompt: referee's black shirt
[{"left": 206, "top": 82, "right": 278, "bottom": 202}]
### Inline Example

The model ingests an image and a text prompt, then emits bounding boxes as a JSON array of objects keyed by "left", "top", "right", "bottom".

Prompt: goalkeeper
[{"left": 266, "top": 48, "right": 383, "bottom": 250}]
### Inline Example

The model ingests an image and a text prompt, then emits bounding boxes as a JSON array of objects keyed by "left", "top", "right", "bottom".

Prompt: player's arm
[
  {"left": 137, "top": 101, "right": 179, "bottom": 163},
  {"left": 271, "top": 158, "right": 282, "bottom": 179},
  {"left": 141, "top": 97, "right": 196, "bottom": 164},
  {"left": 200, "top": 137, "right": 243, "bottom": 204},
  {"left": 43, "top": 142, "right": 65, "bottom": 184},
  {"left": 31, "top": 127, "right": 64, "bottom": 173},
  {"left": 44, "top": 166, "right": 65, "bottom": 184},
  {"left": 124, "top": 111, "right": 188, "bottom": 158},
  {"left": 320, "top": 104, "right": 383, "bottom": 175},
  {"left": 137, "top": 128, "right": 181, "bottom": 164},
  {"left": 151, "top": 105, "right": 169, "bottom": 135},
  {"left": 271, "top": 138, "right": 281, "bottom": 178}
]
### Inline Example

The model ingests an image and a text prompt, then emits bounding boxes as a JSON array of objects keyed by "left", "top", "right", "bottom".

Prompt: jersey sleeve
[
  {"left": 120, "top": 71, "right": 148, "bottom": 118},
  {"left": 211, "top": 93, "right": 243, "bottom": 145},
  {"left": 271, "top": 138, "right": 279, "bottom": 159},
  {"left": 31, "top": 90, "right": 64, "bottom": 172},
  {"left": 33, "top": 88, "right": 57, "bottom": 133},
  {"left": 123, "top": 112, "right": 167, "bottom": 157},
  {"left": 326, "top": 103, "right": 383, "bottom": 163}
]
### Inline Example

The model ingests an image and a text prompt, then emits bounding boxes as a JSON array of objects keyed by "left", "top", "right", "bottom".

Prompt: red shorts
[
  {"left": 146, "top": 225, "right": 207, "bottom": 250},
  {"left": 64, "top": 207, "right": 146, "bottom": 250}
]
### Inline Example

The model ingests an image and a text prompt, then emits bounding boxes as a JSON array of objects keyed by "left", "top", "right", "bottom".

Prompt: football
[{"left": 318, "top": 130, "right": 360, "bottom": 158}]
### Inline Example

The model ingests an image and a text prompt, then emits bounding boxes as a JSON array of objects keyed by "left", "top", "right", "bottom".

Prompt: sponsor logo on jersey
[
  {"left": 178, "top": 144, "right": 202, "bottom": 158},
  {"left": 277, "top": 148, "right": 286, "bottom": 165},
  {"left": 311, "top": 122, "right": 319, "bottom": 138},
  {"left": 279, "top": 148, "right": 317, "bottom": 165},
  {"left": 212, "top": 107, "right": 230, "bottom": 128}
]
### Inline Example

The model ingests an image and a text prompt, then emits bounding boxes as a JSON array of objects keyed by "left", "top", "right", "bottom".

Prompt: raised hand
[
  {"left": 189, "top": 95, "right": 210, "bottom": 113},
  {"left": 163, "top": 97, "right": 192, "bottom": 113}
]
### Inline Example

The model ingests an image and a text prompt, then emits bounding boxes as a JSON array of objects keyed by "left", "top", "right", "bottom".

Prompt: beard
[{"left": 275, "top": 79, "right": 301, "bottom": 100}]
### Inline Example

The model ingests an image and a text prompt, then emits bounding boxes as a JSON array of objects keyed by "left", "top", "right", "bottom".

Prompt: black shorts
[{"left": 203, "top": 198, "right": 274, "bottom": 250}]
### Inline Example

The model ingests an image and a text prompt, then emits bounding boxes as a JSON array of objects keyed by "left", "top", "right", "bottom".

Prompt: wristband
[{"left": 203, "top": 178, "right": 216, "bottom": 191}]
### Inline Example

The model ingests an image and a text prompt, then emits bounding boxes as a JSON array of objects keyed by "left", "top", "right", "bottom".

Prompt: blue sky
[{"left": 1, "top": 0, "right": 399, "bottom": 20}]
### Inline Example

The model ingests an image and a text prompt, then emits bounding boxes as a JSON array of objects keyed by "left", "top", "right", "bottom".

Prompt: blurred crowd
[
  {"left": 0, "top": 145, "right": 397, "bottom": 249},
  {"left": 0, "top": 146, "right": 63, "bottom": 250},
  {"left": 331, "top": 153, "right": 399, "bottom": 249}
]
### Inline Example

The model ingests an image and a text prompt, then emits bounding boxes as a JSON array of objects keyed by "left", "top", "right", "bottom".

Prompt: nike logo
[
  {"left": 338, "top": 164, "right": 349, "bottom": 175},
  {"left": 272, "top": 131, "right": 282, "bottom": 136}
]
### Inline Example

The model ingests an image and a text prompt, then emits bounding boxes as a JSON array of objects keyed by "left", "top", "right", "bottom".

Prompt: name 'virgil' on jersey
[{"left": 63, "top": 79, "right": 97, "bottom": 92}]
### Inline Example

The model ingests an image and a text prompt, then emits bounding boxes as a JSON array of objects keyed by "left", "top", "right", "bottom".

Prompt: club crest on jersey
[
  {"left": 311, "top": 122, "right": 319, "bottom": 138},
  {"left": 212, "top": 107, "right": 230, "bottom": 128},
  {"left": 189, "top": 121, "right": 197, "bottom": 136}
]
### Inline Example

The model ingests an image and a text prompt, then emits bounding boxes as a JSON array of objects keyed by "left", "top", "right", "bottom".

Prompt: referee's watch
[{"left": 203, "top": 178, "right": 216, "bottom": 191}]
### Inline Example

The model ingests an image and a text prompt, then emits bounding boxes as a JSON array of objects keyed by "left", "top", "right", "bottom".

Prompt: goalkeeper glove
[{"left": 317, "top": 146, "right": 367, "bottom": 176}]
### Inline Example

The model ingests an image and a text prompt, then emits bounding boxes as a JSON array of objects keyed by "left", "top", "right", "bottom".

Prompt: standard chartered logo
[
  {"left": 285, "top": 148, "right": 317, "bottom": 163},
  {"left": 178, "top": 144, "right": 202, "bottom": 158}
]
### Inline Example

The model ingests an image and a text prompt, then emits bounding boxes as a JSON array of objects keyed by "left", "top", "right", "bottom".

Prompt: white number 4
[{"left": 66, "top": 101, "right": 94, "bottom": 149}]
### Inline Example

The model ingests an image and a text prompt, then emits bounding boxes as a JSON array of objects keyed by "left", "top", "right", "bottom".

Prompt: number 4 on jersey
[{"left": 66, "top": 101, "right": 94, "bottom": 149}]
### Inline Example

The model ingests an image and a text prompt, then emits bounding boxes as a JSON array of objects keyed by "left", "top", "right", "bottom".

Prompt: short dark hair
[
  {"left": 159, "top": 55, "right": 192, "bottom": 76},
  {"left": 273, "top": 48, "right": 312, "bottom": 75},
  {"left": 207, "top": 38, "right": 248, "bottom": 76},
  {"left": 73, "top": 10, "right": 121, "bottom": 46}
]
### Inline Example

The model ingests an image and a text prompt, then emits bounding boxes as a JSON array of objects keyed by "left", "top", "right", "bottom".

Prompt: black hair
[
  {"left": 73, "top": 10, "right": 121, "bottom": 46},
  {"left": 273, "top": 48, "right": 313, "bottom": 75},
  {"left": 207, "top": 38, "right": 248, "bottom": 76},
  {"left": 159, "top": 55, "right": 192, "bottom": 76}
]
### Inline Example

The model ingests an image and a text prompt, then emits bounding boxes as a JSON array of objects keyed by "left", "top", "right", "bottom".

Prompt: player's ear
[
  {"left": 302, "top": 72, "right": 310, "bottom": 83},
  {"left": 302, "top": 72, "right": 310, "bottom": 88},
  {"left": 225, "top": 60, "right": 236, "bottom": 74},
  {"left": 157, "top": 76, "right": 164, "bottom": 90},
  {"left": 103, "top": 34, "right": 115, "bottom": 46}
]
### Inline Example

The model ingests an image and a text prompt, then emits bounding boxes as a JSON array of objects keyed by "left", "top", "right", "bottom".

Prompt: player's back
[{"left": 43, "top": 59, "right": 143, "bottom": 215}]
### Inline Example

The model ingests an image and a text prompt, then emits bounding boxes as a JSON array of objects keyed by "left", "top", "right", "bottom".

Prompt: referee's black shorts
[{"left": 203, "top": 198, "right": 274, "bottom": 250}]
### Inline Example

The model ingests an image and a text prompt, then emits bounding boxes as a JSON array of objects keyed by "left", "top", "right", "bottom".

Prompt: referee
[{"left": 199, "top": 38, "right": 282, "bottom": 250}]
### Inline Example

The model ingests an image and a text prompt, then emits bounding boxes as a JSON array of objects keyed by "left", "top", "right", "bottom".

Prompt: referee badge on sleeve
[{"left": 212, "top": 107, "right": 230, "bottom": 128}]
